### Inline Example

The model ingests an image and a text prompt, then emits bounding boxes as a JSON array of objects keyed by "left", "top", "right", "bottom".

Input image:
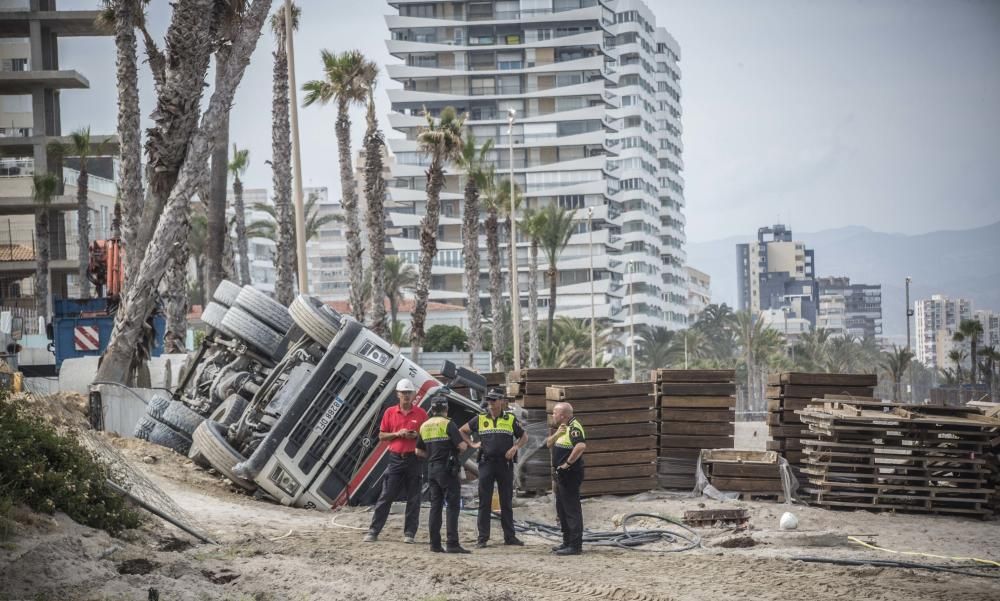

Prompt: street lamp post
[
  {"left": 906, "top": 276, "right": 913, "bottom": 402},
  {"left": 628, "top": 260, "right": 636, "bottom": 382},
  {"left": 508, "top": 108, "right": 521, "bottom": 371},
  {"left": 285, "top": 0, "right": 308, "bottom": 293},
  {"left": 588, "top": 207, "right": 596, "bottom": 367}
]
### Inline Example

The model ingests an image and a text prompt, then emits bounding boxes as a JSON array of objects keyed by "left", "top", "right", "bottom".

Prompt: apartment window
[
  {"left": 497, "top": 51, "right": 523, "bottom": 70},
  {"left": 468, "top": 2, "right": 494, "bottom": 20},
  {"left": 409, "top": 54, "right": 438, "bottom": 68},
  {"left": 471, "top": 77, "right": 495, "bottom": 96},
  {"left": 558, "top": 195, "right": 585, "bottom": 209},
  {"left": 402, "top": 4, "right": 435, "bottom": 18},
  {"left": 555, "top": 72, "right": 584, "bottom": 87}
]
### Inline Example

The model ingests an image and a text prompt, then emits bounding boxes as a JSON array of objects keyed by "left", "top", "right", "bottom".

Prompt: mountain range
[{"left": 685, "top": 221, "right": 1000, "bottom": 340}]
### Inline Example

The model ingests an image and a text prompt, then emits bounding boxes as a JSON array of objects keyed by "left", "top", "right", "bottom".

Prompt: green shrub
[
  {"left": 423, "top": 325, "right": 468, "bottom": 353},
  {"left": 0, "top": 394, "right": 141, "bottom": 535}
]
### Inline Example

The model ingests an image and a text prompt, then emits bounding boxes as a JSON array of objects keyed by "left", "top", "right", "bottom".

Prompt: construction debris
[
  {"left": 701, "top": 449, "right": 785, "bottom": 499},
  {"left": 654, "top": 370, "right": 736, "bottom": 489},
  {"left": 682, "top": 507, "right": 750, "bottom": 528},
  {"left": 546, "top": 382, "right": 657, "bottom": 497}
]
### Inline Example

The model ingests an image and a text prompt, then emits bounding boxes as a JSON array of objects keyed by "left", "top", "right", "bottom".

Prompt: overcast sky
[{"left": 58, "top": 0, "right": 1000, "bottom": 243}]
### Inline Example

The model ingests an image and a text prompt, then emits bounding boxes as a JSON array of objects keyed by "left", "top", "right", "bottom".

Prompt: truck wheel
[
  {"left": 134, "top": 416, "right": 192, "bottom": 455},
  {"left": 158, "top": 401, "right": 204, "bottom": 436},
  {"left": 212, "top": 280, "right": 242, "bottom": 307},
  {"left": 201, "top": 302, "right": 235, "bottom": 338},
  {"left": 218, "top": 394, "right": 249, "bottom": 427},
  {"left": 190, "top": 420, "right": 257, "bottom": 491},
  {"left": 220, "top": 306, "right": 283, "bottom": 358},
  {"left": 289, "top": 295, "right": 341, "bottom": 348},
  {"left": 235, "top": 286, "right": 293, "bottom": 334}
]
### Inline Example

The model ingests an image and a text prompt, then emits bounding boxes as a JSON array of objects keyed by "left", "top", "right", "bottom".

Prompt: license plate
[{"left": 314, "top": 397, "right": 345, "bottom": 434}]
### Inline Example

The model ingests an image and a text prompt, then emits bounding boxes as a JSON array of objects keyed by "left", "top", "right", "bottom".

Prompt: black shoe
[
  {"left": 475, "top": 540, "right": 488, "bottom": 549},
  {"left": 430, "top": 546, "right": 445, "bottom": 553},
  {"left": 551, "top": 544, "right": 568, "bottom": 553},
  {"left": 554, "top": 547, "right": 581, "bottom": 556},
  {"left": 504, "top": 538, "right": 525, "bottom": 546},
  {"left": 446, "top": 546, "right": 471, "bottom": 554}
]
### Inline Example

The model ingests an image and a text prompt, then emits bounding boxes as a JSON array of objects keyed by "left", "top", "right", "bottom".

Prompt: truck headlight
[{"left": 269, "top": 466, "right": 300, "bottom": 496}]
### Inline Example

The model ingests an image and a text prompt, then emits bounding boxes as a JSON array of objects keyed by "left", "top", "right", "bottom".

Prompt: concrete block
[
  {"left": 95, "top": 384, "right": 158, "bottom": 437},
  {"left": 59, "top": 356, "right": 100, "bottom": 395}
]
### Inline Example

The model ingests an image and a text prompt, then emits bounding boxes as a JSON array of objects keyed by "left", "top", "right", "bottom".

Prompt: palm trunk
[
  {"left": 547, "top": 264, "right": 557, "bottom": 344},
  {"left": 462, "top": 177, "right": 482, "bottom": 354},
  {"left": 207, "top": 51, "right": 232, "bottom": 295},
  {"left": 114, "top": 0, "right": 142, "bottom": 295},
  {"left": 270, "top": 22, "right": 295, "bottom": 306},
  {"left": 336, "top": 99, "right": 365, "bottom": 323},
  {"left": 96, "top": 0, "right": 271, "bottom": 384},
  {"left": 233, "top": 177, "right": 251, "bottom": 285},
  {"left": 486, "top": 206, "right": 504, "bottom": 371},
  {"left": 412, "top": 161, "right": 444, "bottom": 364},
  {"left": 129, "top": 0, "right": 215, "bottom": 289},
  {"left": 971, "top": 340, "right": 978, "bottom": 385},
  {"left": 163, "top": 220, "right": 191, "bottom": 354},
  {"left": 528, "top": 238, "right": 539, "bottom": 368},
  {"left": 76, "top": 168, "right": 90, "bottom": 298},
  {"left": 34, "top": 208, "right": 50, "bottom": 319},
  {"left": 364, "top": 98, "right": 388, "bottom": 337},
  {"left": 390, "top": 296, "right": 400, "bottom": 327},
  {"left": 222, "top": 222, "right": 237, "bottom": 282}
]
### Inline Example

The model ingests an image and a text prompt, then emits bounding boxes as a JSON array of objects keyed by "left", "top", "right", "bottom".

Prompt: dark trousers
[
  {"left": 477, "top": 458, "right": 516, "bottom": 543},
  {"left": 368, "top": 453, "right": 422, "bottom": 536},
  {"left": 427, "top": 464, "right": 461, "bottom": 548},
  {"left": 555, "top": 466, "right": 584, "bottom": 549}
]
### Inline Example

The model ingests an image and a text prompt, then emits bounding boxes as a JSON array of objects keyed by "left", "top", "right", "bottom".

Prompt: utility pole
[
  {"left": 906, "top": 276, "right": 914, "bottom": 402},
  {"left": 508, "top": 108, "right": 521, "bottom": 371},
  {"left": 285, "top": 0, "right": 309, "bottom": 293},
  {"left": 588, "top": 207, "right": 596, "bottom": 367},
  {"left": 628, "top": 261, "right": 636, "bottom": 382}
]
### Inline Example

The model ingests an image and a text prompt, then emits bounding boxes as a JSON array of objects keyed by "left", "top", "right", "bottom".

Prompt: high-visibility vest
[
  {"left": 555, "top": 418, "right": 586, "bottom": 449},
  {"left": 419, "top": 416, "right": 451, "bottom": 443},
  {"left": 478, "top": 412, "right": 516, "bottom": 437}
]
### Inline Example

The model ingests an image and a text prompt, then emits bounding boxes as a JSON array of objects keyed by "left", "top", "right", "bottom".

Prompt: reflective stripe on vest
[
  {"left": 555, "top": 418, "right": 585, "bottom": 449},
  {"left": 478, "top": 412, "right": 516, "bottom": 437},
  {"left": 420, "top": 416, "right": 450, "bottom": 443}
]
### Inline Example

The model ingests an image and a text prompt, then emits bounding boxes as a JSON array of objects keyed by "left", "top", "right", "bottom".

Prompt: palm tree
[
  {"left": 227, "top": 144, "right": 252, "bottom": 285},
  {"left": 480, "top": 166, "right": 506, "bottom": 370},
  {"left": 540, "top": 317, "right": 620, "bottom": 369},
  {"left": 979, "top": 345, "right": 1000, "bottom": 402},
  {"left": 668, "top": 328, "right": 710, "bottom": 368},
  {"left": 881, "top": 345, "right": 914, "bottom": 402},
  {"left": 303, "top": 49, "right": 376, "bottom": 323},
  {"left": 410, "top": 106, "right": 465, "bottom": 363},
  {"left": 187, "top": 203, "right": 209, "bottom": 306},
  {"left": 537, "top": 204, "right": 576, "bottom": 342},
  {"left": 947, "top": 348, "right": 967, "bottom": 392},
  {"left": 32, "top": 174, "right": 58, "bottom": 319},
  {"left": 52, "top": 127, "right": 104, "bottom": 299},
  {"left": 953, "top": 318, "right": 985, "bottom": 385},
  {"left": 268, "top": 3, "right": 299, "bottom": 306},
  {"left": 247, "top": 192, "right": 334, "bottom": 254},
  {"left": 734, "top": 311, "right": 785, "bottom": 408},
  {"left": 382, "top": 256, "right": 418, "bottom": 326},
  {"left": 522, "top": 209, "right": 547, "bottom": 368},
  {"left": 456, "top": 133, "right": 492, "bottom": 356},
  {"left": 361, "top": 69, "right": 388, "bottom": 337},
  {"left": 637, "top": 326, "right": 676, "bottom": 372},
  {"left": 792, "top": 328, "right": 833, "bottom": 372},
  {"left": 691, "top": 303, "right": 737, "bottom": 363},
  {"left": 388, "top": 320, "right": 410, "bottom": 349}
]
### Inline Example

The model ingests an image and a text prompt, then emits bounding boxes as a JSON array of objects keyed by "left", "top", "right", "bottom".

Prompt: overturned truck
[{"left": 135, "top": 281, "right": 483, "bottom": 509}]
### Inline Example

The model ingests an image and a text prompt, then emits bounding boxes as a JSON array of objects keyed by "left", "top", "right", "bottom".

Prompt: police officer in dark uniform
[
  {"left": 415, "top": 396, "right": 471, "bottom": 554},
  {"left": 459, "top": 387, "right": 528, "bottom": 548},
  {"left": 545, "top": 401, "right": 587, "bottom": 555}
]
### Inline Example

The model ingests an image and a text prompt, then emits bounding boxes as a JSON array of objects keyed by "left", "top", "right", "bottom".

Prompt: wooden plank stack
[
  {"left": 546, "top": 382, "right": 657, "bottom": 497},
  {"left": 798, "top": 401, "right": 1000, "bottom": 517},
  {"left": 766, "top": 373, "right": 877, "bottom": 470},
  {"left": 654, "top": 370, "right": 736, "bottom": 489},
  {"left": 508, "top": 368, "right": 615, "bottom": 494},
  {"left": 702, "top": 449, "right": 785, "bottom": 499}
]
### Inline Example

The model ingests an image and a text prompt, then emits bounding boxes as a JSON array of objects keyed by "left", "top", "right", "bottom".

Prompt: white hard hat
[{"left": 396, "top": 379, "right": 416, "bottom": 392}]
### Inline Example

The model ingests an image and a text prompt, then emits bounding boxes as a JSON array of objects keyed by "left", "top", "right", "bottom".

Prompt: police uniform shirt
[
  {"left": 416, "top": 416, "right": 464, "bottom": 464},
  {"left": 552, "top": 418, "right": 586, "bottom": 469},
  {"left": 466, "top": 411, "right": 525, "bottom": 459}
]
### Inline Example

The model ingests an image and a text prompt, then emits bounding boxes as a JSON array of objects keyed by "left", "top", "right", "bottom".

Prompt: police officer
[
  {"left": 459, "top": 387, "right": 528, "bottom": 548},
  {"left": 364, "top": 379, "right": 428, "bottom": 544},
  {"left": 545, "top": 402, "right": 587, "bottom": 556},
  {"left": 415, "top": 396, "right": 471, "bottom": 554}
]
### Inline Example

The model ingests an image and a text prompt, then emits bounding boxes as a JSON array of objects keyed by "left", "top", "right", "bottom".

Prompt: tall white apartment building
[
  {"left": 914, "top": 294, "right": 973, "bottom": 369},
  {"left": 974, "top": 309, "right": 1000, "bottom": 350},
  {"left": 383, "top": 0, "right": 687, "bottom": 335}
]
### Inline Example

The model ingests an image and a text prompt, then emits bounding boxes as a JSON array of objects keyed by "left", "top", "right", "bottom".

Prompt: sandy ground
[{"left": 3, "top": 424, "right": 1000, "bottom": 600}]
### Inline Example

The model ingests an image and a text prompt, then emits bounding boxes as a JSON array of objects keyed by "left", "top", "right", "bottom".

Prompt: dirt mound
[{"left": 10, "top": 391, "right": 90, "bottom": 430}]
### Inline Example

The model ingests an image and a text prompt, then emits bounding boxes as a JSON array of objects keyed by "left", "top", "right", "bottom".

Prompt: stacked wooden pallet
[
  {"left": 654, "top": 370, "right": 736, "bottom": 489},
  {"left": 546, "top": 382, "right": 657, "bottom": 497},
  {"left": 798, "top": 401, "right": 999, "bottom": 517},
  {"left": 766, "top": 373, "right": 877, "bottom": 470},
  {"left": 509, "top": 368, "right": 615, "bottom": 494},
  {"left": 702, "top": 449, "right": 785, "bottom": 499}
]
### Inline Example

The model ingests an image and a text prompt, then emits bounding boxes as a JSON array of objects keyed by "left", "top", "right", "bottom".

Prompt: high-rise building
[
  {"left": 914, "top": 294, "right": 973, "bottom": 369},
  {"left": 685, "top": 265, "right": 710, "bottom": 322},
  {"left": 0, "top": 1, "right": 115, "bottom": 316},
  {"left": 736, "top": 224, "right": 817, "bottom": 325},
  {"left": 817, "top": 276, "right": 882, "bottom": 339},
  {"left": 974, "top": 309, "right": 1000, "bottom": 350},
  {"left": 382, "top": 0, "right": 687, "bottom": 335}
]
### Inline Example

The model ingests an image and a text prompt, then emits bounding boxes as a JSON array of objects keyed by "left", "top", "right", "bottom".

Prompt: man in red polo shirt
[{"left": 364, "top": 378, "right": 429, "bottom": 543}]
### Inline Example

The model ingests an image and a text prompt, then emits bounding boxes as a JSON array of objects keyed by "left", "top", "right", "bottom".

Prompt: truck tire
[
  {"left": 235, "top": 286, "right": 293, "bottom": 334},
  {"left": 162, "top": 401, "right": 205, "bottom": 436},
  {"left": 212, "top": 280, "right": 242, "bottom": 307},
  {"left": 219, "top": 394, "right": 249, "bottom": 427},
  {"left": 201, "top": 302, "right": 235, "bottom": 337},
  {"left": 220, "top": 306, "right": 283, "bottom": 358},
  {"left": 191, "top": 420, "right": 257, "bottom": 491},
  {"left": 134, "top": 416, "right": 192, "bottom": 455},
  {"left": 289, "top": 295, "right": 341, "bottom": 348}
]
